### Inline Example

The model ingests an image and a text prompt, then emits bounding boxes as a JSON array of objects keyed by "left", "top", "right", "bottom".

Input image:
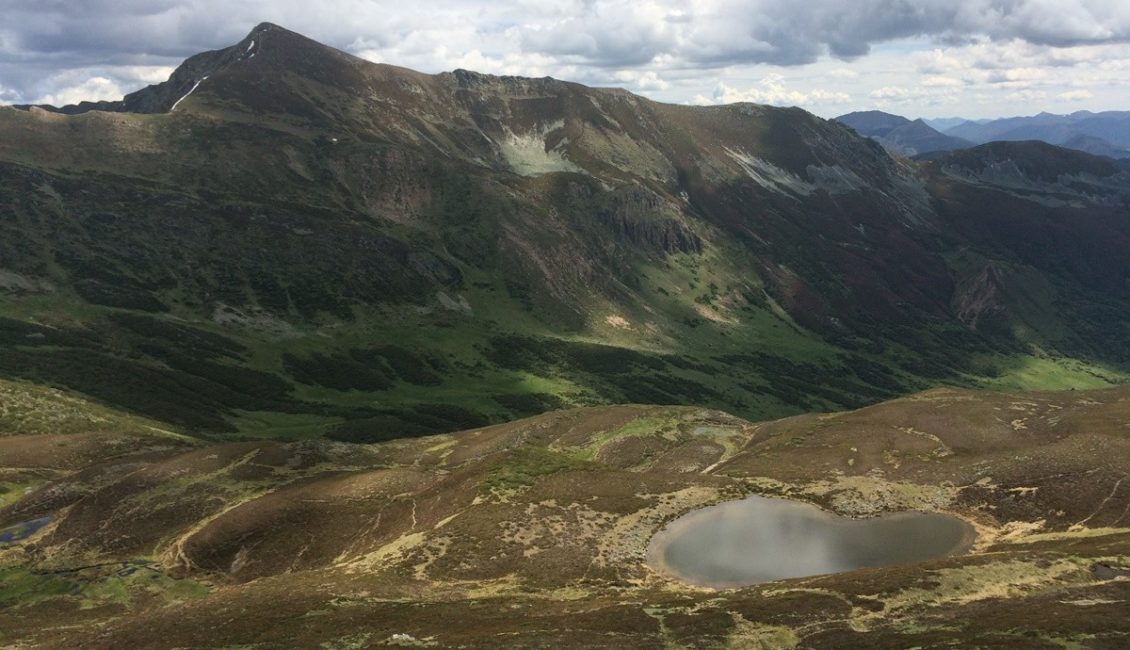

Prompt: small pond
[
  {"left": 648, "top": 495, "right": 973, "bottom": 588},
  {"left": 0, "top": 516, "right": 53, "bottom": 545}
]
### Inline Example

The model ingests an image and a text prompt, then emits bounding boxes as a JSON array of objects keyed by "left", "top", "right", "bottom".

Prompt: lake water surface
[
  {"left": 0, "top": 515, "right": 52, "bottom": 545},
  {"left": 648, "top": 495, "right": 973, "bottom": 588}
]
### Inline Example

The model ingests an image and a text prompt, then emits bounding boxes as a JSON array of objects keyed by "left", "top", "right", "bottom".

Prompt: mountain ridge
[
  {"left": 0, "top": 23, "right": 1127, "bottom": 440},
  {"left": 945, "top": 110, "right": 1130, "bottom": 157},
  {"left": 834, "top": 110, "right": 973, "bottom": 156}
]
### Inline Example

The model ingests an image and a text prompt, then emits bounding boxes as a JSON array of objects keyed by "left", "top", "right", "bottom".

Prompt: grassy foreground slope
[
  {"left": 0, "top": 377, "right": 197, "bottom": 509},
  {"left": 2, "top": 385, "right": 1128, "bottom": 648}
]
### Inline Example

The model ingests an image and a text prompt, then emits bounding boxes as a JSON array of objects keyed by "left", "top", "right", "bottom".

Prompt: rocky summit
[{"left": 1, "top": 22, "right": 1129, "bottom": 649}]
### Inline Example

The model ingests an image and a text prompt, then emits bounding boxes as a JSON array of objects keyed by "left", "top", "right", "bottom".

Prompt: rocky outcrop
[
  {"left": 953, "top": 265, "right": 1005, "bottom": 330},
  {"left": 596, "top": 185, "right": 702, "bottom": 255}
]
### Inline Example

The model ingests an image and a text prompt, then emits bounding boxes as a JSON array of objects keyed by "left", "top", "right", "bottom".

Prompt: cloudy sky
[{"left": 3, "top": 0, "right": 1130, "bottom": 119}]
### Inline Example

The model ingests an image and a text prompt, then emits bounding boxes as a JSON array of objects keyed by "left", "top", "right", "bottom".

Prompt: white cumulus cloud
[
  {"left": 36, "top": 76, "right": 123, "bottom": 106},
  {"left": 1057, "top": 88, "right": 1094, "bottom": 101},
  {"left": 707, "top": 75, "right": 851, "bottom": 107}
]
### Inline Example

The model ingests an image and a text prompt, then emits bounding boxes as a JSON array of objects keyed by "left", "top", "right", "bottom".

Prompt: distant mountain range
[
  {"left": 923, "top": 117, "right": 987, "bottom": 132},
  {"left": 838, "top": 110, "right": 1130, "bottom": 159},
  {"left": 834, "top": 111, "right": 972, "bottom": 156},
  {"left": 945, "top": 111, "right": 1130, "bottom": 158}
]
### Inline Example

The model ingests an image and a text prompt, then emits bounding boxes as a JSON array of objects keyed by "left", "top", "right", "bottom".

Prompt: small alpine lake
[
  {"left": 0, "top": 515, "right": 52, "bottom": 545},
  {"left": 648, "top": 494, "right": 974, "bottom": 588}
]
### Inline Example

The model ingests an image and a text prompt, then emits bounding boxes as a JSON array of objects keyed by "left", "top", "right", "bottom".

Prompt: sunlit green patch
[
  {"left": 561, "top": 413, "right": 684, "bottom": 461},
  {"left": 977, "top": 352, "right": 1125, "bottom": 392},
  {"left": 0, "top": 564, "right": 209, "bottom": 611},
  {"left": 0, "top": 481, "right": 44, "bottom": 509},
  {"left": 480, "top": 447, "right": 597, "bottom": 498},
  {"left": 227, "top": 411, "right": 343, "bottom": 440}
]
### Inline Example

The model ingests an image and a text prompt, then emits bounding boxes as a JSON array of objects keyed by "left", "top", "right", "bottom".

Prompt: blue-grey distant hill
[
  {"left": 834, "top": 110, "right": 973, "bottom": 156},
  {"left": 944, "top": 111, "right": 1130, "bottom": 158},
  {"left": 923, "top": 117, "right": 986, "bottom": 132}
]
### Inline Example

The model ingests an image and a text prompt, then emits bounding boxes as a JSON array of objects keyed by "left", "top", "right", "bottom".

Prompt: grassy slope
[
  {"left": 0, "top": 130, "right": 904, "bottom": 437},
  {"left": 2, "top": 387, "right": 1128, "bottom": 648},
  {"left": 7, "top": 269, "right": 1112, "bottom": 444},
  {"left": 1, "top": 151, "right": 1120, "bottom": 440}
]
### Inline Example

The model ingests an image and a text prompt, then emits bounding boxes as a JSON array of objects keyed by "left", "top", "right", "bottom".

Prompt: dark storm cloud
[
  {"left": 3, "top": 0, "right": 225, "bottom": 59},
  {"left": 0, "top": 0, "right": 410, "bottom": 102},
  {"left": 1, "top": 0, "right": 1129, "bottom": 104},
  {"left": 526, "top": 1, "right": 1130, "bottom": 69}
]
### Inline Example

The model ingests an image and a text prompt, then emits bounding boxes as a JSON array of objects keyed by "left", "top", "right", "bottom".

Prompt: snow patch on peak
[
  {"left": 240, "top": 38, "right": 257, "bottom": 61},
  {"left": 170, "top": 76, "right": 208, "bottom": 112}
]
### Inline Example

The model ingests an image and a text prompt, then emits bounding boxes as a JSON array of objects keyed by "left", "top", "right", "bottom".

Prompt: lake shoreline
[{"left": 646, "top": 493, "right": 977, "bottom": 590}]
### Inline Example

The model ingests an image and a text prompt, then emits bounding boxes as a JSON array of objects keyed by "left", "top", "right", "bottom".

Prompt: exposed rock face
[
  {"left": 0, "top": 269, "right": 53, "bottom": 295},
  {"left": 953, "top": 265, "right": 1006, "bottom": 330},
  {"left": 596, "top": 185, "right": 702, "bottom": 255}
]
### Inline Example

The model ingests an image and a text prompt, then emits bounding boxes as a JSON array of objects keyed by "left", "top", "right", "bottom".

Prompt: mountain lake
[{"left": 648, "top": 494, "right": 974, "bottom": 588}]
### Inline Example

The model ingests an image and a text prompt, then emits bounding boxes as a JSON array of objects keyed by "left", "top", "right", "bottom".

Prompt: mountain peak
[
  {"left": 239, "top": 20, "right": 331, "bottom": 53},
  {"left": 250, "top": 21, "right": 284, "bottom": 34},
  {"left": 236, "top": 21, "right": 283, "bottom": 52},
  {"left": 835, "top": 110, "right": 972, "bottom": 157},
  {"left": 11, "top": 21, "right": 357, "bottom": 116}
]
